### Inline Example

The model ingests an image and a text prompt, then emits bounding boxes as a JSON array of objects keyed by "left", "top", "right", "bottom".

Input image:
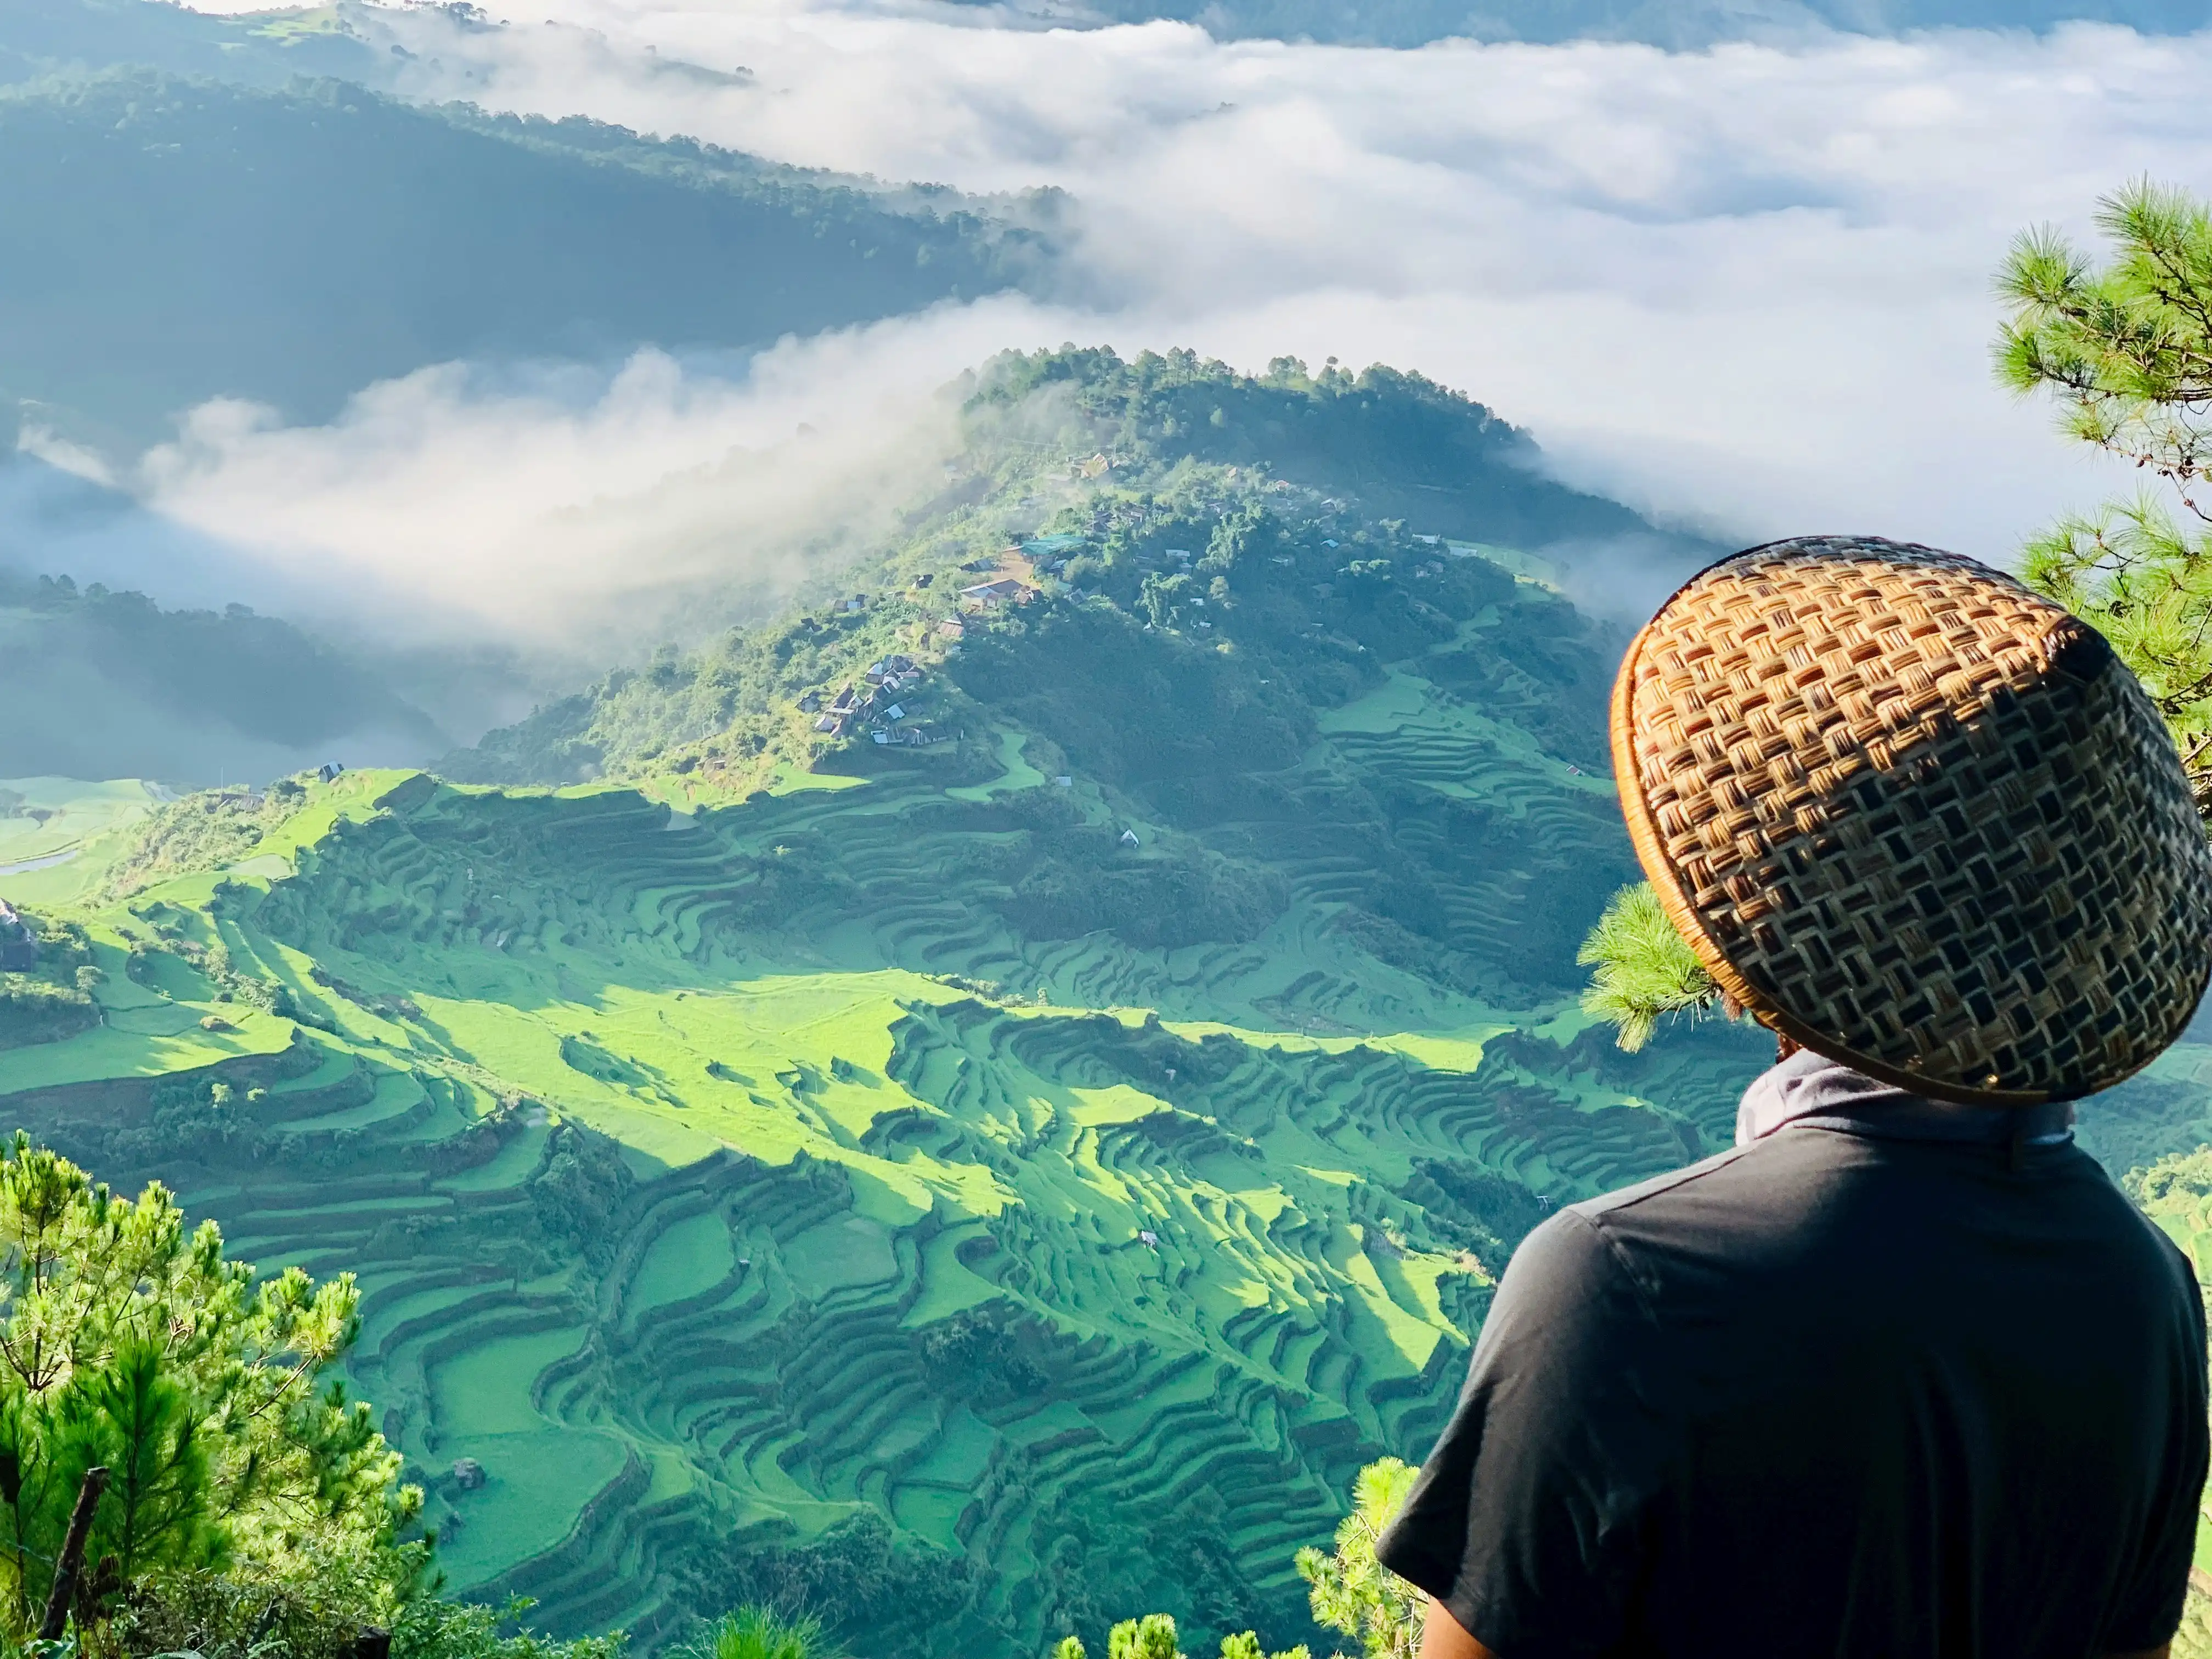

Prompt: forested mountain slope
[
  {"left": 4, "top": 349, "right": 2205, "bottom": 1657},
  {"left": 0, "top": 569, "right": 444, "bottom": 781},
  {"left": 0, "top": 70, "right": 1050, "bottom": 436},
  {"left": 13, "top": 0, "right": 2209, "bottom": 74},
  {"left": 0, "top": 0, "right": 383, "bottom": 87},
  {"left": 450, "top": 349, "right": 1673, "bottom": 792}
]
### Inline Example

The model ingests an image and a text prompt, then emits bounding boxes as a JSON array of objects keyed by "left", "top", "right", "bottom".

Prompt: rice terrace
[{"left": 8, "top": 349, "right": 2212, "bottom": 1658}]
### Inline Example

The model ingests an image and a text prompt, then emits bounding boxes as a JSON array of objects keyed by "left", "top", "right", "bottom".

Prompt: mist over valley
[{"left": 4, "top": 0, "right": 2212, "bottom": 1655}]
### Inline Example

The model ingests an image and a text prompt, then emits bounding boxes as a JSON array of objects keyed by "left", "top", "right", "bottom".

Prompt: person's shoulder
[
  {"left": 1568, "top": 1139, "right": 1769, "bottom": 1224},
  {"left": 1498, "top": 1149, "right": 1769, "bottom": 1315},
  {"left": 2051, "top": 1147, "right": 2206, "bottom": 1289},
  {"left": 1483, "top": 1205, "right": 1662, "bottom": 1363},
  {"left": 1554, "top": 1137, "right": 1838, "bottom": 1297}
]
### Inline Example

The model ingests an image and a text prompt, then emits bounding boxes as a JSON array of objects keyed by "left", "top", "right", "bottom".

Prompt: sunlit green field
[
  {"left": 0, "top": 674, "right": 1778, "bottom": 1655},
  {"left": 9, "top": 529, "right": 2198, "bottom": 1656}
]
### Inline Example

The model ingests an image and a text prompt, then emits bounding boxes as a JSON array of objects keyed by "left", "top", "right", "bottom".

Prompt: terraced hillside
[
  {"left": 0, "top": 757, "right": 1763, "bottom": 1654},
  {"left": 7, "top": 350, "right": 2206, "bottom": 1657}
]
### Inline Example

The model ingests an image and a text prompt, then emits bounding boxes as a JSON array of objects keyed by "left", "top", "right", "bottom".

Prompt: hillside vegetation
[
  {"left": 0, "top": 571, "right": 444, "bottom": 783},
  {"left": 0, "top": 0, "right": 384, "bottom": 89},
  {"left": 452, "top": 349, "right": 1673, "bottom": 806},
  {"left": 10, "top": 348, "right": 2206, "bottom": 1657},
  {"left": 0, "top": 69, "right": 1049, "bottom": 436},
  {"left": 13, "top": 0, "right": 2207, "bottom": 80}
]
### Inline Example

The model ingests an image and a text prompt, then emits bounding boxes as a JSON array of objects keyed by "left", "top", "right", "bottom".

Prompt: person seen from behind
[{"left": 1377, "top": 537, "right": 2212, "bottom": 1658}]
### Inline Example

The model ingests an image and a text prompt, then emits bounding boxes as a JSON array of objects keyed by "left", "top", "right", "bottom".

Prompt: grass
[
  {"left": 6, "top": 702, "right": 2196, "bottom": 1654},
  {"left": 0, "top": 473, "right": 2017, "bottom": 1656},
  {"left": 435, "top": 1327, "right": 594, "bottom": 1437},
  {"left": 631, "top": 1210, "right": 737, "bottom": 1311},
  {"left": 435, "top": 1429, "right": 632, "bottom": 1588},
  {"left": 0, "top": 749, "right": 1742, "bottom": 1649},
  {"left": 945, "top": 731, "right": 1047, "bottom": 802}
]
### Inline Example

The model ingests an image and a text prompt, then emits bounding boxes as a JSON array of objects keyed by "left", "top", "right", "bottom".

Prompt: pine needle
[{"left": 1576, "top": 883, "right": 1720, "bottom": 1052}]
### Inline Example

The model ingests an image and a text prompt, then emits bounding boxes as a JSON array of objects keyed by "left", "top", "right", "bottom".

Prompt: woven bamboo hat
[{"left": 1612, "top": 535, "right": 2212, "bottom": 1105}]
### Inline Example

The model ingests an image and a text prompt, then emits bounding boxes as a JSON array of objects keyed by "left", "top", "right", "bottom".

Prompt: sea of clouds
[{"left": 40, "top": 0, "right": 2212, "bottom": 669}]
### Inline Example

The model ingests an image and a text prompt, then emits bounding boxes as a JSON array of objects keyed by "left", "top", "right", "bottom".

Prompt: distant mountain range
[
  {"left": 961, "top": 0, "right": 2212, "bottom": 44},
  {"left": 4, "top": 0, "right": 2202, "bottom": 105},
  {"left": 0, "top": 23, "right": 1053, "bottom": 442},
  {"left": 0, "top": 566, "right": 448, "bottom": 781}
]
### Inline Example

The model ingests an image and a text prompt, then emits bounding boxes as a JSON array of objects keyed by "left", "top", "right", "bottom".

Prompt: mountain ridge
[
  {"left": 0, "top": 65, "right": 1054, "bottom": 440},
  {"left": 0, "top": 346, "right": 1755, "bottom": 1656},
  {"left": 4, "top": 346, "right": 2204, "bottom": 1656}
]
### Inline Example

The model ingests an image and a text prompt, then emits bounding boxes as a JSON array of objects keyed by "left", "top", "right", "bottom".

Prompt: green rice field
[{"left": 6, "top": 408, "right": 2208, "bottom": 1654}]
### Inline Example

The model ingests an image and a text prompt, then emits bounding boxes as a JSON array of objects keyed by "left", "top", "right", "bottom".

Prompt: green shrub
[
  {"left": 681, "top": 1510, "right": 974, "bottom": 1659},
  {"left": 104, "top": 783, "right": 307, "bottom": 901},
  {"left": 2124, "top": 1146, "right": 2212, "bottom": 1204},
  {"left": 0, "top": 977, "right": 98, "bottom": 1051},
  {"left": 392, "top": 1594, "right": 626, "bottom": 1659},
  {"left": 1048, "top": 1617, "right": 1307, "bottom": 1659},
  {"left": 684, "top": 1607, "right": 834, "bottom": 1659}
]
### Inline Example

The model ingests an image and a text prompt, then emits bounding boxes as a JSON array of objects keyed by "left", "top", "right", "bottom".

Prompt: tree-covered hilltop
[
  {"left": 448, "top": 347, "right": 1679, "bottom": 799},
  {"left": 0, "top": 70, "right": 1052, "bottom": 437},
  {"left": 967, "top": 349, "right": 1649, "bottom": 549},
  {"left": 0, "top": 571, "right": 444, "bottom": 783},
  {"left": 445, "top": 347, "right": 1672, "bottom": 998},
  {"left": 0, "top": 0, "right": 386, "bottom": 91}
]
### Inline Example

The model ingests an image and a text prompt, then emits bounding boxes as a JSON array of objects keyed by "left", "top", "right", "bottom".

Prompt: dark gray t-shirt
[{"left": 1375, "top": 1102, "right": 2208, "bottom": 1658}]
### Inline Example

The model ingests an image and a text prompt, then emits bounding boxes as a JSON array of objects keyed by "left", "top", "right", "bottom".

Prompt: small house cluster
[
  {"left": 802, "top": 654, "right": 935, "bottom": 745},
  {"left": 0, "top": 901, "right": 37, "bottom": 972},
  {"left": 960, "top": 577, "right": 1030, "bottom": 611}
]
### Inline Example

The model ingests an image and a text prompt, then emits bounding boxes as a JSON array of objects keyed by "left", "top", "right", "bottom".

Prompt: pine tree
[
  {"left": 1294, "top": 1459, "right": 1424, "bottom": 1659},
  {"left": 1108, "top": 1614, "right": 1183, "bottom": 1659},
  {"left": 0, "top": 1134, "right": 414, "bottom": 1634},
  {"left": 1055, "top": 1625, "right": 1308, "bottom": 1659},
  {"left": 1996, "top": 180, "right": 2212, "bottom": 817},
  {"left": 61, "top": 1338, "right": 224, "bottom": 1582}
]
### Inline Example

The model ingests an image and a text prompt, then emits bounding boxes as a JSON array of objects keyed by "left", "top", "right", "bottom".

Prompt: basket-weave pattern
[{"left": 1612, "top": 535, "right": 2212, "bottom": 1104}]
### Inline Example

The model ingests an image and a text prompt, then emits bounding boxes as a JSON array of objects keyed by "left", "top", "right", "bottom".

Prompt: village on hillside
[{"left": 793, "top": 532, "right": 1085, "bottom": 747}]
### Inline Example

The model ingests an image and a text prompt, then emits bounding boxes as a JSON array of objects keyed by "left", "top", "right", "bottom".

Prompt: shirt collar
[{"left": 1735, "top": 1046, "right": 2075, "bottom": 1148}]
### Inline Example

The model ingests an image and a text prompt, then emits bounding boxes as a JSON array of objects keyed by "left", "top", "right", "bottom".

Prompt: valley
[{"left": 4, "top": 351, "right": 2208, "bottom": 1656}]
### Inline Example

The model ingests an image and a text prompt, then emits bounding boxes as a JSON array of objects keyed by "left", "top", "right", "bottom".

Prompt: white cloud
[
  {"left": 122, "top": 301, "right": 1064, "bottom": 650},
  {"left": 153, "top": 1, "right": 2212, "bottom": 607}
]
